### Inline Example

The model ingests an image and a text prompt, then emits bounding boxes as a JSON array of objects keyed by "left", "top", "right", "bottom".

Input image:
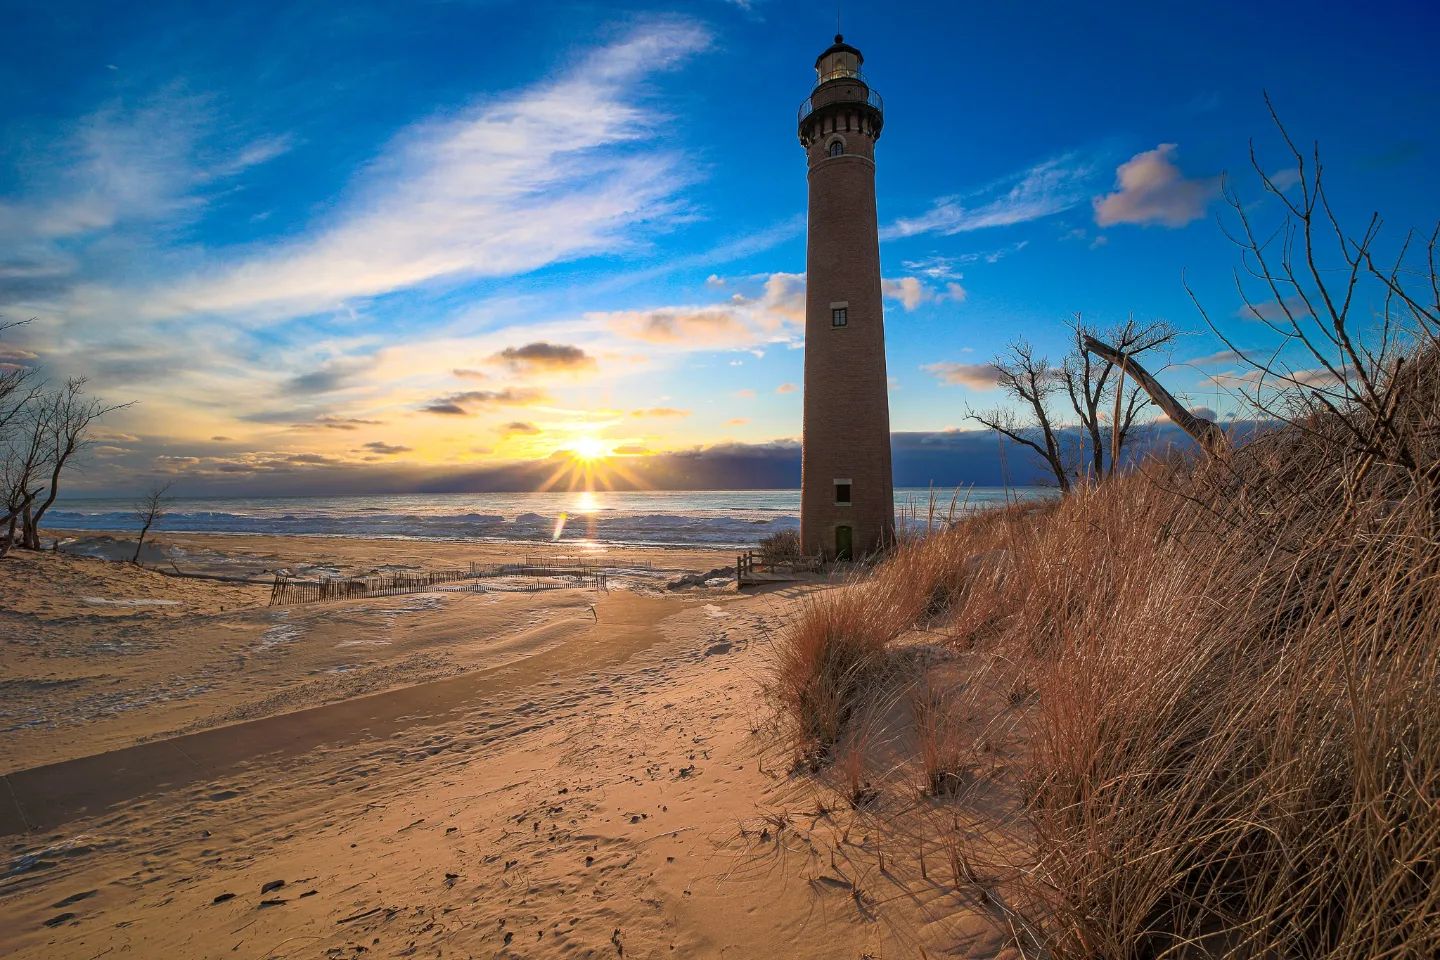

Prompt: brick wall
[{"left": 798, "top": 88, "right": 895, "bottom": 558}]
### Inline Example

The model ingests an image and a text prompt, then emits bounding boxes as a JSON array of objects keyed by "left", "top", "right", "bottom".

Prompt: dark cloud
[
  {"left": 284, "top": 357, "right": 376, "bottom": 395},
  {"left": 502, "top": 421, "right": 541, "bottom": 435},
  {"left": 298, "top": 415, "right": 385, "bottom": 431},
  {"left": 55, "top": 422, "right": 1274, "bottom": 499},
  {"left": 490, "top": 341, "right": 596, "bottom": 373},
  {"left": 420, "top": 387, "right": 546, "bottom": 415},
  {"left": 362, "top": 441, "right": 411, "bottom": 455}
]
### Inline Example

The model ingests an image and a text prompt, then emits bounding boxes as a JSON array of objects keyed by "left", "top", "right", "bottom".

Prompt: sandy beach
[{"left": 0, "top": 533, "right": 1021, "bottom": 958}]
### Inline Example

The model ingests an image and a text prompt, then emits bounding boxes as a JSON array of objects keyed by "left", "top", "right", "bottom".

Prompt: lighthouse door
[{"left": 835, "top": 525, "right": 853, "bottom": 561}]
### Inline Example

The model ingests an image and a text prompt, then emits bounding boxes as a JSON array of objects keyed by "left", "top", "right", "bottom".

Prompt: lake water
[{"left": 48, "top": 487, "right": 1052, "bottom": 549}]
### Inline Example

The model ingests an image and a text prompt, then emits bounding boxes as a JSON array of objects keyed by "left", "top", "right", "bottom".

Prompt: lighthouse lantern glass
[{"left": 817, "top": 50, "right": 860, "bottom": 83}]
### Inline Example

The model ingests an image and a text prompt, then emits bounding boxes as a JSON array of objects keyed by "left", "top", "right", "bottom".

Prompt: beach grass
[{"left": 769, "top": 351, "right": 1440, "bottom": 957}]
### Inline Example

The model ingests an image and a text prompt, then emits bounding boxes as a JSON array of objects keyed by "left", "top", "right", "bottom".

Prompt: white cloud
[
  {"left": 1094, "top": 144, "right": 1217, "bottom": 227},
  {"left": 924, "top": 361, "right": 1005, "bottom": 390},
  {"left": 882, "top": 276, "right": 966, "bottom": 309},
  {"left": 882, "top": 155, "right": 1094, "bottom": 239}
]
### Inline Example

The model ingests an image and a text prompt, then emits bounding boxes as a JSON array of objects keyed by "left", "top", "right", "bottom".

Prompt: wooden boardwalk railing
[
  {"left": 269, "top": 568, "right": 472, "bottom": 606},
  {"left": 736, "top": 550, "right": 823, "bottom": 586},
  {"left": 269, "top": 556, "right": 634, "bottom": 606}
]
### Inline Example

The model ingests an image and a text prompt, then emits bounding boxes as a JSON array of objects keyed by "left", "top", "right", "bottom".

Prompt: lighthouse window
[
  {"left": 834, "top": 480, "right": 852, "bottom": 505},
  {"left": 831, "top": 307, "right": 848, "bottom": 327},
  {"left": 828, "top": 140, "right": 845, "bottom": 158}
]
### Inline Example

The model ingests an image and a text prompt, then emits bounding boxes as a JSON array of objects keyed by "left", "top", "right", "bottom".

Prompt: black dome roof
[{"left": 814, "top": 34, "right": 863, "bottom": 69}]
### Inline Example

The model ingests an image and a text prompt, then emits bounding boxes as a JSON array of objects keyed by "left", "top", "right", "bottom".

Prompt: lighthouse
[{"left": 797, "top": 35, "right": 894, "bottom": 560}]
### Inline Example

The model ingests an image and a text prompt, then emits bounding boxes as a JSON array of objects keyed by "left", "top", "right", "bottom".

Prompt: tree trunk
[
  {"left": 1, "top": 511, "right": 18, "bottom": 559},
  {"left": 28, "top": 462, "right": 65, "bottom": 548},
  {"left": 1083, "top": 336, "right": 1229, "bottom": 457},
  {"left": 21, "top": 499, "right": 38, "bottom": 550},
  {"left": 132, "top": 524, "right": 152, "bottom": 565}
]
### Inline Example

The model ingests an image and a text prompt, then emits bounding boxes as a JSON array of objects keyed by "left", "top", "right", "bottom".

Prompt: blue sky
[{"left": 2, "top": 0, "right": 1437, "bottom": 494}]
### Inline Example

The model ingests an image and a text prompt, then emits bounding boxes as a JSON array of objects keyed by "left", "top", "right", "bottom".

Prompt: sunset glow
[
  {"left": 568, "top": 437, "right": 609, "bottom": 463},
  {"left": 0, "top": 5, "right": 1433, "bottom": 498}
]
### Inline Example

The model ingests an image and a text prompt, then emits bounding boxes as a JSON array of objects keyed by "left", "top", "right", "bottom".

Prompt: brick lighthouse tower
[{"left": 797, "top": 35, "right": 894, "bottom": 559}]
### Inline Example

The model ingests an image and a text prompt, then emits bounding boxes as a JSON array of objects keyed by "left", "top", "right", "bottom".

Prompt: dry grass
[
  {"left": 768, "top": 351, "right": 1440, "bottom": 957},
  {"left": 912, "top": 678, "right": 970, "bottom": 797}
]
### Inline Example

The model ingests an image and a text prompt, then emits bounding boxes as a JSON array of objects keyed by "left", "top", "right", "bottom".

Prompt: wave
[
  {"left": 42, "top": 507, "right": 803, "bottom": 549},
  {"left": 46, "top": 487, "right": 1045, "bottom": 549}
]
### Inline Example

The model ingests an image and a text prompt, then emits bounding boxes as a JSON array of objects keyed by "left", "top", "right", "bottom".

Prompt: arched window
[{"left": 828, "top": 140, "right": 845, "bottom": 158}]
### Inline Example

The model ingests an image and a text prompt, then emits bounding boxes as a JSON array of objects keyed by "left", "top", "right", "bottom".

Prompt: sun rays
[{"left": 535, "top": 434, "right": 648, "bottom": 500}]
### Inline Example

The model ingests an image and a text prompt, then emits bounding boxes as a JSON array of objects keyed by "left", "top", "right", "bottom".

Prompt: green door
[{"left": 835, "top": 525, "right": 853, "bottom": 561}]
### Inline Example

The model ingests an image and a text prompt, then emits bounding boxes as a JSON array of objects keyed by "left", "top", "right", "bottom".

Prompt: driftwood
[{"left": 1082, "top": 335, "right": 1229, "bottom": 457}]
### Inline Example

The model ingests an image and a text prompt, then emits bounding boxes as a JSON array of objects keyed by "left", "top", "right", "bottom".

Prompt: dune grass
[{"left": 767, "top": 355, "right": 1440, "bottom": 957}]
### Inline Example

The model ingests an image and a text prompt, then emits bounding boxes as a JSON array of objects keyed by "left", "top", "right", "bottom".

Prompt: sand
[{"left": 1, "top": 533, "right": 1019, "bottom": 958}]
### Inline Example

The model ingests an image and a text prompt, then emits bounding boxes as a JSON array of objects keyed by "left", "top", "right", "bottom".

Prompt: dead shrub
[
  {"left": 770, "top": 586, "right": 892, "bottom": 761},
  {"left": 758, "top": 528, "right": 801, "bottom": 564}
]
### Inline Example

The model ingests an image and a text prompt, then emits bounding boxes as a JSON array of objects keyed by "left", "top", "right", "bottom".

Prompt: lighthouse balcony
[{"left": 798, "top": 86, "right": 883, "bottom": 124}]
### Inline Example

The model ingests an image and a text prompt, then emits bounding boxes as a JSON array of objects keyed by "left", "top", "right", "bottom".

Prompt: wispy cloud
[
  {"left": 0, "top": 20, "right": 720, "bottom": 472},
  {"left": 1188, "top": 349, "right": 1245, "bottom": 367},
  {"left": 1238, "top": 293, "right": 1312, "bottom": 322},
  {"left": 882, "top": 155, "right": 1095, "bottom": 239},
  {"left": 134, "top": 21, "right": 711, "bottom": 323},
  {"left": 605, "top": 270, "right": 961, "bottom": 349},
  {"left": 604, "top": 271, "right": 805, "bottom": 348}
]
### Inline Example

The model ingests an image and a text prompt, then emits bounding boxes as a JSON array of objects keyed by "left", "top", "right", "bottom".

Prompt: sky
[{"left": 2, "top": 0, "right": 1437, "bottom": 496}]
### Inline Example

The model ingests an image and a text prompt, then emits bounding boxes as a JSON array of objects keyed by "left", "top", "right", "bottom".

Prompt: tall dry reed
[{"left": 769, "top": 350, "right": 1440, "bottom": 957}]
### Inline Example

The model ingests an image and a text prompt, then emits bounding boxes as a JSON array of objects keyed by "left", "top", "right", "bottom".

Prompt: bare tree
[
  {"left": 131, "top": 481, "right": 173, "bottom": 564},
  {"left": 969, "top": 320, "right": 1178, "bottom": 491},
  {"left": 1058, "top": 316, "right": 1178, "bottom": 479},
  {"left": 1, "top": 407, "right": 49, "bottom": 558},
  {"left": 0, "top": 320, "right": 41, "bottom": 438},
  {"left": 21, "top": 378, "right": 128, "bottom": 550},
  {"left": 0, "top": 320, "right": 45, "bottom": 558},
  {"left": 1083, "top": 334, "right": 1229, "bottom": 457},
  {"left": 1187, "top": 98, "right": 1440, "bottom": 482},
  {"left": 968, "top": 340, "right": 1072, "bottom": 492}
]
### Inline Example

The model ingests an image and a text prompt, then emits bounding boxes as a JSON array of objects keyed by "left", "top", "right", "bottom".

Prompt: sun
[
  {"left": 536, "top": 433, "right": 646, "bottom": 496},
  {"left": 569, "top": 436, "right": 609, "bottom": 462}
]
